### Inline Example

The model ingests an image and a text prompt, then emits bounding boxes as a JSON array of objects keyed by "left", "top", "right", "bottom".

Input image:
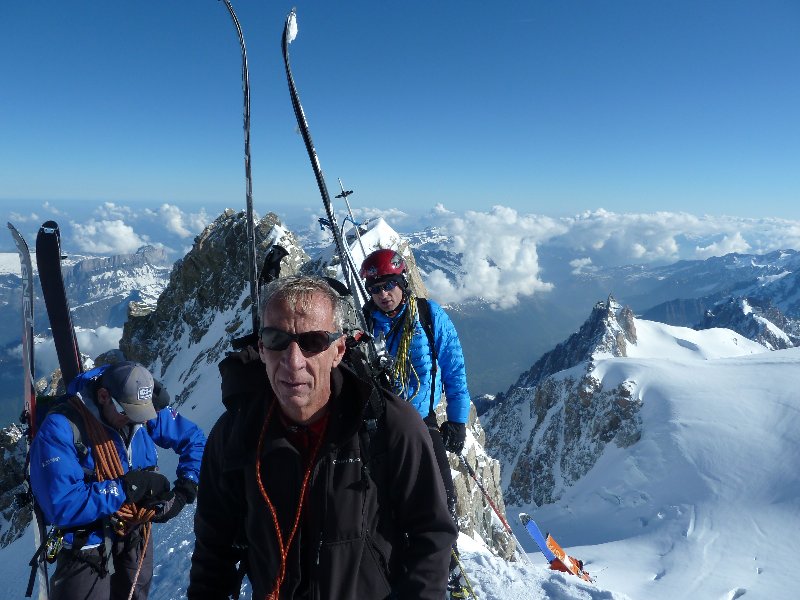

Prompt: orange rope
[
  {"left": 67, "top": 396, "right": 154, "bottom": 598},
  {"left": 256, "top": 401, "right": 329, "bottom": 600}
]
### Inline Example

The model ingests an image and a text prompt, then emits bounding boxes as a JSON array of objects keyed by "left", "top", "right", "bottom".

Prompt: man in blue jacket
[
  {"left": 29, "top": 361, "right": 206, "bottom": 600},
  {"left": 360, "top": 249, "right": 472, "bottom": 597}
]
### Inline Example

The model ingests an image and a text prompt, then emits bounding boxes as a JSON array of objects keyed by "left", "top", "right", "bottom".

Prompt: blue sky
[{"left": 2, "top": 1, "right": 799, "bottom": 226}]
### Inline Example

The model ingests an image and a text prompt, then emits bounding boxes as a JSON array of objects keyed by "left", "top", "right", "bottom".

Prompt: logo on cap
[{"left": 138, "top": 386, "right": 153, "bottom": 402}]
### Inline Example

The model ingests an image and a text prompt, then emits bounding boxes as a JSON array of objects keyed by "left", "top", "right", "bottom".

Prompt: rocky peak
[
  {"left": 700, "top": 296, "right": 798, "bottom": 350},
  {"left": 483, "top": 295, "right": 643, "bottom": 508},
  {"left": 0, "top": 424, "right": 27, "bottom": 547},
  {"left": 120, "top": 209, "right": 308, "bottom": 402},
  {"left": 512, "top": 295, "right": 637, "bottom": 391}
]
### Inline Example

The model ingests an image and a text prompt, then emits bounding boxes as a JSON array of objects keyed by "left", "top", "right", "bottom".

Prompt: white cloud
[
  {"left": 546, "top": 210, "right": 800, "bottom": 267},
  {"left": 417, "top": 207, "right": 800, "bottom": 308},
  {"left": 96, "top": 202, "right": 134, "bottom": 220},
  {"left": 70, "top": 218, "right": 149, "bottom": 254},
  {"left": 76, "top": 326, "right": 123, "bottom": 360},
  {"left": 151, "top": 203, "right": 209, "bottom": 238},
  {"left": 42, "top": 201, "right": 64, "bottom": 216},
  {"left": 158, "top": 204, "right": 192, "bottom": 238},
  {"left": 426, "top": 205, "right": 565, "bottom": 309},
  {"left": 694, "top": 231, "right": 751, "bottom": 259},
  {"left": 570, "top": 257, "right": 594, "bottom": 275},
  {"left": 9, "top": 211, "right": 39, "bottom": 223}
]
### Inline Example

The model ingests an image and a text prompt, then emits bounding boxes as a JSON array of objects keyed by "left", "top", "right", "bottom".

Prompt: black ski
[
  {"left": 221, "top": 0, "right": 260, "bottom": 337},
  {"left": 8, "top": 222, "right": 50, "bottom": 599},
  {"left": 35, "top": 221, "right": 83, "bottom": 386},
  {"left": 281, "top": 10, "right": 374, "bottom": 345}
]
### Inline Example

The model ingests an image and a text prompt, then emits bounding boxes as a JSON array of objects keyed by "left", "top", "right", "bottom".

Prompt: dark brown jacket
[{"left": 188, "top": 358, "right": 456, "bottom": 599}]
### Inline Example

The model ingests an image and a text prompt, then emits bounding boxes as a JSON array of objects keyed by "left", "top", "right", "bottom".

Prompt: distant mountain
[
  {"left": 406, "top": 242, "right": 800, "bottom": 396},
  {"left": 3, "top": 214, "right": 800, "bottom": 599},
  {"left": 697, "top": 296, "right": 799, "bottom": 350},
  {"left": 0, "top": 244, "right": 174, "bottom": 427},
  {"left": 482, "top": 297, "right": 767, "bottom": 508},
  {"left": 483, "top": 296, "right": 799, "bottom": 598}
]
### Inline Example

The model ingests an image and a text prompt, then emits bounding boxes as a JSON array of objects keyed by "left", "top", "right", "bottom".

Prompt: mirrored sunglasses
[
  {"left": 367, "top": 280, "right": 399, "bottom": 295},
  {"left": 259, "top": 327, "right": 343, "bottom": 353}
]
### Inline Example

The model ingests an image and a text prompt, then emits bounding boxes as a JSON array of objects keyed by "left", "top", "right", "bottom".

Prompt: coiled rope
[
  {"left": 391, "top": 295, "right": 420, "bottom": 401},
  {"left": 67, "top": 396, "right": 155, "bottom": 600}
]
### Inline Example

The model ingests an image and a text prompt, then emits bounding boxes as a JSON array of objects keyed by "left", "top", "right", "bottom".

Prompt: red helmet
[{"left": 360, "top": 249, "right": 407, "bottom": 280}]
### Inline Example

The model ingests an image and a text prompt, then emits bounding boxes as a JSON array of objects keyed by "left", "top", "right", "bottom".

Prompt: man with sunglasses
[
  {"left": 189, "top": 276, "right": 456, "bottom": 600},
  {"left": 360, "top": 248, "right": 472, "bottom": 598}
]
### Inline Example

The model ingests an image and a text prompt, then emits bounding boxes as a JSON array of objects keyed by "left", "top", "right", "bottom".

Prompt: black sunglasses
[
  {"left": 367, "top": 280, "right": 400, "bottom": 295},
  {"left": 259, "top": 327, "right": 343, "bottom": 353}
]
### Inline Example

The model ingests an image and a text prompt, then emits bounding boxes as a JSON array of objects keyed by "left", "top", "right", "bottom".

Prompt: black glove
[
  {"left": 123, "top": 470, "right": 171, "bottom": 506},
  {"left": 440, "top": 421, "right": 467, "bottom": 454},
  {"left": 152, "top": 478, "right": 198, "bottom": 523}
]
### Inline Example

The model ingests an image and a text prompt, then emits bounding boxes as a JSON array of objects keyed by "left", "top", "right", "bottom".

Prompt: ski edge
[{"left": 8, "top": 222, "right": 51, "bottom": 599}]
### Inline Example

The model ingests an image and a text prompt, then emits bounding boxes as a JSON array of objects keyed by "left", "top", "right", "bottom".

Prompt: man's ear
[
  {"left": 331, "top": 338, "right": 346, "bottom": 369},
  {"left": 257, "top": 339, "right": 268, "bottom": 365},
  {"left": 96, "top": 387, "right": 111, "bottom": 406}
]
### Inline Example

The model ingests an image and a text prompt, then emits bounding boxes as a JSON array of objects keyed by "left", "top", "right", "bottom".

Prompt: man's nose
[{"left": 283, "top": 340, "right": 306, "bottom": 367}]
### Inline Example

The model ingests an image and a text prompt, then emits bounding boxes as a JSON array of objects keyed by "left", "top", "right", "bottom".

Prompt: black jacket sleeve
[
  {"left": 385, "top": 396, "right": 458, "bottom": 599},
  {"left": 187, "top": 413, "right": 245, "bottom": 599}
]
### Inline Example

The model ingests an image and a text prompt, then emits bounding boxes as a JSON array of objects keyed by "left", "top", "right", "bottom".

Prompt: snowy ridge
[{"left": 526, "top": 347, "right": 800, "bottom": 599}]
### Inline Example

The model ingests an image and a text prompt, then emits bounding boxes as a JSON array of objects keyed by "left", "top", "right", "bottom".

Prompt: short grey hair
[{"left": 259, "top": 276, "right": 346, "bottom": 331}]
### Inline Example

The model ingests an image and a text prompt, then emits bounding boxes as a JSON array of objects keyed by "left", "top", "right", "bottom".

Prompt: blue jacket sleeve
[
  {"left": 429, "top": 300, "right": 471, "bottom": 423},
  {"left": 147, "top": 407, "right": 206, "bottom": 483},
  {"left": 29, "top": 414, "right": 125, "bottom": 528}
]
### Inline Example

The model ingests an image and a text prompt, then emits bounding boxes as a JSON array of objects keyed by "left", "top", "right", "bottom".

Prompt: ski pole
[
  {"left": 459, "top": 455, "right": 531, "bottom": 563},
  {"left": 336, "top": 178, "right": 367, "bottom": 258},
  {"left": 221, "top": 0, "right": 259, "bottom": 336}
]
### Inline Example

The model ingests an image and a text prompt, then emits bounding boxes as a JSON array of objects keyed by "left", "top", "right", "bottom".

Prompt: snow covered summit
[{"left": 485, "top": 296, "right": 798, "bottom": 599}]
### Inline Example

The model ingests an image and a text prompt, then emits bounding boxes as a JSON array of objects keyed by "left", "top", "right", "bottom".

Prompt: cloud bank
[
  {"left": 422, "top": 206, "right": 800, "bottom": 307},
  {"left": 6, "top": 200, "right": 799, "bottom": 310}
]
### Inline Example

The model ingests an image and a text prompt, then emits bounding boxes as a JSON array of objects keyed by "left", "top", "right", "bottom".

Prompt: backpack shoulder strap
[
  {"left": 46, "top": 395, "right": 90, "bottom": 458},
  {"left": 358, "top": 384, "right": 388, "bottom": 488},
  {"left": 415, "top": 297, "right": 438, "bottom": 418},
  {"left": 416, "top": 297, "right": 436, "bottom": 359}
]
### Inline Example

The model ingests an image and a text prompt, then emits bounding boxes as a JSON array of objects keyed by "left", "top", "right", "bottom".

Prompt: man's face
[
  {"left": 369, "top": 279, "right": 404, "bottom": 314},
  {"left": 97, "top": 389, "right": 133, "bottom": 429},
  {"left": 258, "top": 292, "right": 345, "bottom": 424}
]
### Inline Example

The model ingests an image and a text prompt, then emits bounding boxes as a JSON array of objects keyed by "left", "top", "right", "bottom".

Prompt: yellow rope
[{"left": 391, "top": 295, "right": 421, "bottom": 401}]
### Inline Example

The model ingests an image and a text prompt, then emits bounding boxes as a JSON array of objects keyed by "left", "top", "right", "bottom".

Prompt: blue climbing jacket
[
  {"left": 369, "top": 298, "right": 471, "bottom": 424},
  {"left": 29, "top": 367, "right": 205, "bottom": 548}
]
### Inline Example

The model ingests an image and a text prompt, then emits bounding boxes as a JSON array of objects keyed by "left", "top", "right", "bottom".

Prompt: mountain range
[{"left": 1, "top": 212, "right": 798, "bottom": 598}]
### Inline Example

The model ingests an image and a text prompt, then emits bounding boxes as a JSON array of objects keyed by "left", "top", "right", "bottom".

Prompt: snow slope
[{"left": 521, "top": 346, "right": 800, "bottom": 600}]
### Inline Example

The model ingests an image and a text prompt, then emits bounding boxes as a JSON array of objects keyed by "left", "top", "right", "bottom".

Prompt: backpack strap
[
  {"left": 415, "top": 298, "right": 438, "bottom": 419},
  {"left": 40, "top": 395, "right": 91, "bottom": 463}
]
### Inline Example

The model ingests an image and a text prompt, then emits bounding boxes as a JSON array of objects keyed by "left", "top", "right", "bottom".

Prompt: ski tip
[
  {"left": 38, "top": 220, "right": 60, "bottom": 235},
  {"left": 518, "top": 512, "right": 530, "bottom": 525},
  {"left": 286, "top": 8, "right": 298, "bottom": 44}
]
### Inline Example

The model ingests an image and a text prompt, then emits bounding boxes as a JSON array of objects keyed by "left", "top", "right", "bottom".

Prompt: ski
[
  {"left": 519, "top": 513, "right": 593, "bottom": 583},
  {"left": 35, "top": 221, "right": 83, "bottom": 386},
  {"left": 220, "top": 0, "right": 260, "bottom": 338},
  {"left": 8, "top": 222, "right": 50, "bottom": 599},
  {"left": 281, "top": 10, "right": 374, "bottom": 342}
]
